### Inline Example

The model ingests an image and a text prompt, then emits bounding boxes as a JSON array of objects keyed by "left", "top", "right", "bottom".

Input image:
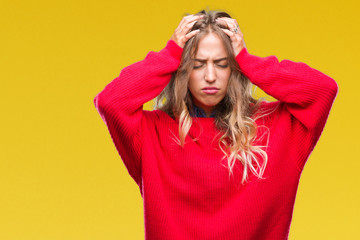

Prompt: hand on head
[
  {"left": 215, "top": 17, "right": 246, "bottom": 56},
  {"left": 170, "top": 14, "right": 203, "bottom": 48},
  {"left": 170, "top": 13, "right": 246, "bottom": 56}
]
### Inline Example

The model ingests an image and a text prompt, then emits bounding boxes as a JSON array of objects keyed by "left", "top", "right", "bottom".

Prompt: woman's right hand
[{"left": 170, "top": 14, "right": 203, "bottom": 48}]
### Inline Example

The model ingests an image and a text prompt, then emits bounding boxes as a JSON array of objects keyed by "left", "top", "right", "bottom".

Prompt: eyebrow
[{"left": 193, "top": 57, "right": 228, "bottom": 63}]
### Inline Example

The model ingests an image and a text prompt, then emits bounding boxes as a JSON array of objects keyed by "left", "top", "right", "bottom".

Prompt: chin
[{"left": 204, "top": 100, "right": 221, "bottom": 107}]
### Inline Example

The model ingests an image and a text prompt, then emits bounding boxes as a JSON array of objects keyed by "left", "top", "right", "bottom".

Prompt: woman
[{"left": 94, "top": 10, "right": 338, "bottom": 240}]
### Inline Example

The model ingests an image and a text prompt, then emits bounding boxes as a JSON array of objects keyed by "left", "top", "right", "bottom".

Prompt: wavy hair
[{"left": 155, "top": 10, "right": 270, "bottom": 184}]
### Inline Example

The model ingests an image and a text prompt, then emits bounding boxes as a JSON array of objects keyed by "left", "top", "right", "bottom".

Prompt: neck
[{"left": 192, "top": 104, "right": 215, "bottom": 118}]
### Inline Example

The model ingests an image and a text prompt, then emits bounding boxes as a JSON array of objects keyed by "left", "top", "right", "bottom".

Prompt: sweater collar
[{"left": 190, "top": 105, "right": 216, "bottom": 118}]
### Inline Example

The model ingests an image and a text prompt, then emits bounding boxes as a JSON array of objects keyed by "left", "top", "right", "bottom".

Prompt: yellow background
[{"left": 1, "top": 0, "right": 359, "bottom": 239}]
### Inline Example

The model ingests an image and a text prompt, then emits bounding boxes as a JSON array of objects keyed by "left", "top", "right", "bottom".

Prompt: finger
[
  {"left": 231, "top": 25, "right": 243, "bottom": 36},
  {"left": 179, "top": 14, "right": 193, "bottom": 26},
  {"left": 176, "top": 14, "right": 195, "bottom": 31},
  {"left": 221, "top": 21, "right": 243, "bottom": 37},
  {"left": 215, "top": 18, "right": 230, "bottom": 29},
  {"left": 220, "top": 28, "right": 238, "bottom": 39},
  {"left": 221, "top": 28, "right": 245, "bottom": 48},
  {"left": 233, "top": 19, "right": 240, "bottom": 28},
  {"left": 185, "top": 29, "right": 200, "bottom": 40},
  {"left": 183, "top": 19, "right": 199, "bottom": 32},
  {"left": 230, "top": 20, "right": 243, "bottom": 35},
  {"left": 179, "top": 15, "right": 203, "bottom": 33},
  {"left": 216, "top": 17, "right": 234, "bottom": 24},
  {"left": 177, "top": 29, "right": 200, "bottom": 47},
  {"left": 216, "top": 17, "right": 232, "bottom": 21},
  {"left": 182, "top": 15, "right": 203, "bottom": 28},
  {"left": 216, "top": 17, "right": 240, "bottom": 31}
]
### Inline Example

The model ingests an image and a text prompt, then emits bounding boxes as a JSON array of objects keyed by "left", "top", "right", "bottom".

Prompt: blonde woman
[{"left": 94, "top": 10, "right": 338, "bottom": 240}]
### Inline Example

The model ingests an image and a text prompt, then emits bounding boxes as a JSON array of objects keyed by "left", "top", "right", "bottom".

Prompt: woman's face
[{"left": 188, "top": 33, "right": 231, "bottom": 116}]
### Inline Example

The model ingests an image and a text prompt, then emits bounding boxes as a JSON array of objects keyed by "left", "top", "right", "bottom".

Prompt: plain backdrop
[{"left": 1, "top": 0, "right": 359, "bottom": 239}]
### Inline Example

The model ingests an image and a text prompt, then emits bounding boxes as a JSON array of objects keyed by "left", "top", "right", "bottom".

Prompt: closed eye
[
  {"left": 193, "top": 64, "right": 228, "bottom": 69},
  {"left": 217, "top": 64, "right": 228, "bottom": 68}
]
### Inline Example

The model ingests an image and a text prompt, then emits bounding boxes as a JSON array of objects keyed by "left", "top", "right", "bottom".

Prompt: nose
[{"left": 204, "top": 64, "right": 216, "bottom": 82}]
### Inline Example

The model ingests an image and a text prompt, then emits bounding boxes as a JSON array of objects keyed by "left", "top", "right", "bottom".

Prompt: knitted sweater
[{"left": 94, "top": 40, "right": 338, "bottom": 240}]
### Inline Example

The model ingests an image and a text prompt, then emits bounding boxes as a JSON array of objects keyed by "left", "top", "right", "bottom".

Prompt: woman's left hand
[{"left": 216, "top": 17, "right": 246, "bottom": 57}]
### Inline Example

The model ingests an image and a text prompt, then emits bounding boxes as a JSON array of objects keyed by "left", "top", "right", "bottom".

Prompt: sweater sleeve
[
  {"left": 236, "top": 48, "right": 338, "bottom": 170},
  {"left": 93, "top": 40, "right": 183, "bottom": 185}
]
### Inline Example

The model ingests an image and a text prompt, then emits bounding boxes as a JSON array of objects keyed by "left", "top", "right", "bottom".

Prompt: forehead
[{"left": 195, "top": 33, "right": 228, "bottom": 59}]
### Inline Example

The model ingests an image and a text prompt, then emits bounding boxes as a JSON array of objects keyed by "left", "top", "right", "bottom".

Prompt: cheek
[
  {"left": 188, "top": 83, "right": 199, "bottom": 98},
  {"left": 188, "top": 73, "right": 200, "bottom": 90},
  {"left": 223, "top": 71, "right": 231, "bottom": 85},
  {"left": 222, "top": 69, "right": 231, "bottom": 79}
]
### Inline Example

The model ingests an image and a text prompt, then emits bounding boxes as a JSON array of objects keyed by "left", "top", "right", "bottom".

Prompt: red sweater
[{"left": 94, "top": 40, "right": 338, "bottom": 240}]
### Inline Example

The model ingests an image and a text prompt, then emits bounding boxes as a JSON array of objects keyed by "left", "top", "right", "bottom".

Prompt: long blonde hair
[{"left": 155, "top": 10, "right": 269, "bottom": 184}]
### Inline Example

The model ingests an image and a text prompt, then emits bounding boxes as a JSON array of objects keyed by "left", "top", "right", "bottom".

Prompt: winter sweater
[{"left": 94, "top": 40, "right": 338, "bottom": 240}]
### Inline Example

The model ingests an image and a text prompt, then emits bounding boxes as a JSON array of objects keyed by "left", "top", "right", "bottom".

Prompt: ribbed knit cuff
[
  {"left": 235, "top": 47, "right": 250, "bottom": 67},
  {"left": 235, "top": 47, "right": 264, "bottom": 83},
  {"left": 165, "top": 40, "right": 183, "bottom": 61}
]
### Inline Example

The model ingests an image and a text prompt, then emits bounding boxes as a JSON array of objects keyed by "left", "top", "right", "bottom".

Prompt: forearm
[
  {"left": 236, "top": 48, "right": 338, "bottom": 129},
  {"left": 94, "top": 40, "right": 183, "bottom": 116},
  {"left": 93, "top": 40, "right": 183, "bottom": 185}
]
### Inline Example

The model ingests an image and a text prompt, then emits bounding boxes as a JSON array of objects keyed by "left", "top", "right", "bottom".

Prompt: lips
[{"left": 202, "top": 87, "right": 219, "bottom": 94}]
